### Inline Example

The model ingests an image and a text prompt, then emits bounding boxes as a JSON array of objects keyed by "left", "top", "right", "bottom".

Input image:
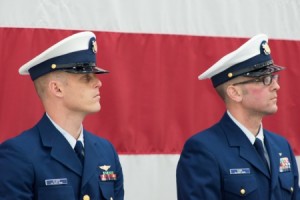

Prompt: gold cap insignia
[
  {"left": 228, "top": 72, "right": 233, "bottom": 78},
  {"left": 51, "top": 64, "right": 57, "bottom": 69},
  {"left": 92, "top": 40, "right": 97, "bottom": 53},
  {"left": 262, "top": 42, "right": 271, "bottom": 55}
]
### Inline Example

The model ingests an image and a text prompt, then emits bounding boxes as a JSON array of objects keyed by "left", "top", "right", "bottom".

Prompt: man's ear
[
  {"left": 49, "top": 81, "right": 64, "bottom": 97},
  {"left": 226, "top": 85, "right": 243, "bottom": 102}
]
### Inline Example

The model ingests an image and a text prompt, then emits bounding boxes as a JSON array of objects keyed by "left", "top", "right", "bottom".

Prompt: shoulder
[
  {"left": 188, "top": 123, "right": 223, "bottom": 143},
  {"left": 264, "top": 129, "right": 296, "bottom": 156},
  {"left": 1, "top": 114, "right": 51, "bottom": 150},
  {"left": 264, "top": 129, "right": 289, "bottom": 145},
  {"left": 0, "top": 128, "right": 38, "bottom": 172},
  {"left": 185, "top": 112, "right": 231, "bottom": 146},
  {"left": 84, "top": 131, "right": 117, "bottom": 152},
  {"left": 84, "top": 131, "right": 111, "bottom": 144},
  {"left": 182, "top": 123, "right": 225, "bottom": 155},
  {"left": 0, "top": 126, "right": 40, "bottom": 152}
]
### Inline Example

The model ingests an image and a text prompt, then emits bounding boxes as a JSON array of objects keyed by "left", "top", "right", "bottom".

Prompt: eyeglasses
[{"left": 232, "top": 74, "right": 279, "bottom": 86}]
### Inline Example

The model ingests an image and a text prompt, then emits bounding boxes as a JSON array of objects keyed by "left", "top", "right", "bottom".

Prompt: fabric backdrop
[{"left": 1, "top": 0, "right": 300, "bottom": 199}]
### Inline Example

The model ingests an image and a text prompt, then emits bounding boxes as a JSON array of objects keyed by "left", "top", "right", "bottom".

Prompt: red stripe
[{"left": 0, "top": 28, "right": 300, "bottom": 154}]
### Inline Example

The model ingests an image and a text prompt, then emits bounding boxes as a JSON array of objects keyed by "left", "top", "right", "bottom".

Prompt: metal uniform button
[
  {"left": 83, "top": 195, "right": 90, "bottom": 200},
  {"left": 110, "top": 197, "right": 113, "bottom": 200},
  {"left": 291, "top": 187, "right": 294, "bottom": 193},
  {"left": 240, "top": 188, "right": 246, "bottom": 195}
]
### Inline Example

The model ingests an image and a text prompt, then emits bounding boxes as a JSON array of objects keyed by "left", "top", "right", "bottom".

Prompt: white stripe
[
  {"left": 120, "top": 155, "right": 178, "bottom": 200},
  {"left": 296, "top": 156, "right": 300, "bottom": 183},
  {"left": 0, "top": 0, "right": 300, "bottom": 40},
  {"left": 120, "top": 155, "right": 300, "bottom": 200}
]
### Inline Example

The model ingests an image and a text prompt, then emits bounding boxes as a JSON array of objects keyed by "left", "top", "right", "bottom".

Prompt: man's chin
[
  {"left": 86, "top": 105, "right": 101, "bottom": 114},
  {"left": 264, "top": 107, "right": 278, "bottom": 115}
]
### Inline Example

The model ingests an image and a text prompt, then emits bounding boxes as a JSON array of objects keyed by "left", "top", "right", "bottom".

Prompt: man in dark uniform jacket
[
  {"left": 0, "top": 31, "right": 124, "bottom": 200},
  {"left": 176, "top": 34, "right": 299, "bottom": 200}
]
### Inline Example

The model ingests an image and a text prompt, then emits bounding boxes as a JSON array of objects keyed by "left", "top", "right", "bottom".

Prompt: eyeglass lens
[{"left": 264, "top": 74, "right": 279, "bottom": 85}]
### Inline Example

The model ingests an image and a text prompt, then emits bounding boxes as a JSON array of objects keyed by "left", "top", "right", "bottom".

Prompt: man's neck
[
  {"left": 228, "top": 109, "right": 262, "bottom": 136},
  {"left": 46, "top": 111, "right": 85, "bottom": 139}
]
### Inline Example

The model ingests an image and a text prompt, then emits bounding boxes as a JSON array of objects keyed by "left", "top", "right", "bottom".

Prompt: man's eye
[{"left": 84, "top": 75, "right": 92, "bottom": 81}]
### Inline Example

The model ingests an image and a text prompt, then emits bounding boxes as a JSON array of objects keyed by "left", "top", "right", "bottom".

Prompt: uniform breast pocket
[
  {"left": 38, "top": 186, "right": 75, "bottom": 200},
  {"left": 223, "top": 175, "right": 258, "bottom": 200},
  {"left": 279, "top": 172, "right": 295, "bottom": 199},
  {"left": 99, "top": 181, "right": 114, "bottom": 200}
]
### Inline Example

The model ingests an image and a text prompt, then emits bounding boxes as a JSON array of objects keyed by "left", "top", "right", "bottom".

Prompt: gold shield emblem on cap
[
  {"left": 92, "top": 40, "right": 97, "bottom": 53},
  {"left": 262, "top": 42, "right": 271, "bottom": 55}
]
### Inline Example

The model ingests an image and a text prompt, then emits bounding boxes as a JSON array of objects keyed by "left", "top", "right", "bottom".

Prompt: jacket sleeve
[
  {"left": 176, "top": 137, "right": 221, "bottom": 200},
  {"left": 287, "top": 143, "right": 299, "bottom": 200},
  {"left": 109, "top": 142, "right": 124, "bottom": 200},
  {"left": 0, "top": 141, "right": 34, "bottom": 200}
]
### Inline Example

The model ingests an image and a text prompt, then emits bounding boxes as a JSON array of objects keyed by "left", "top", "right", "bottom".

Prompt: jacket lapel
[
  {"left": 221, "top": 113, "right": 270, "bottom": 178},
  {"left": 81, "top": 131, "right": 108, "bottom": 187},
  {"left": 264, "top": 133, "right": 280, "bottom": 189},
  {"left": 38, "top": 114, "right": 83, "bottom": 176},
  {"left": 239, "top": 145, "right": 270, "bottom": 178}
]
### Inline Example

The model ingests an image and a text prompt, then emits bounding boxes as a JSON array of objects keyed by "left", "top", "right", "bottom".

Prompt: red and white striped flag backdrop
[{"left": 1, "top": 0, "right": 300, "bottom": 199}]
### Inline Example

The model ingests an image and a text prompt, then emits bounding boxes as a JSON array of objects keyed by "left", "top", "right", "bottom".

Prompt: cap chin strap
[
  {"left": 243, "top": 65, "right": 284, "bottom": 77},
  {"left": 53, "top": 62, "right": 109, "bottom": 74},
  {"left": 53, "top": 62, "right": 96, "bottom": 69},
  {"left": 231, "top": 60, "right": 274, "bottom": 78}
]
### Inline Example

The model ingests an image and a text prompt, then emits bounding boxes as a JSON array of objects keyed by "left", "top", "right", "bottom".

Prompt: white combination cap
[
  {"left": 198, "top": 34, "right": 284, "bottom": 87},
  {"left": 19, "top": 31, "right": 108, "bottom": 81}
]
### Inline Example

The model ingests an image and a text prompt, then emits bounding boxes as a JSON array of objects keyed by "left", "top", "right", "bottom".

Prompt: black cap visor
[
  {"left": 243, "top": 64, "right": 285, "bottom": 77},
  {"left": 55, "top": 62, "right": 109, "bottom": 74}
]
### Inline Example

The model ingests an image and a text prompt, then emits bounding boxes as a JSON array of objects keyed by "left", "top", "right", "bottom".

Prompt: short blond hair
[
  {"left": 33, "top": 71, "right": 67, "bottom": 100},
  {"left": 215, "top": 76, "right": 246, "bottom": 102}
]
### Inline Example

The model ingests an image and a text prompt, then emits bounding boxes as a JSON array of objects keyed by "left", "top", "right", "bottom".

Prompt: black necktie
[
  {"left": 254, "top": 138, "right": 269, "bottom": 169},
  {"left": 74, "top": 141, "right": 84, "bottom": 166}
]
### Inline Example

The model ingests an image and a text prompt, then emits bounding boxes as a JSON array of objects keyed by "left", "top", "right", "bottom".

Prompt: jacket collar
[
  {"left": 38, "top": 114, "right": 83, "bottom": 176},
  {"left": 220, "top": 112, "right": 270, "bottom": 178},
  {"left": 37, "top": 114, "right": 111, "bottom": 188}
]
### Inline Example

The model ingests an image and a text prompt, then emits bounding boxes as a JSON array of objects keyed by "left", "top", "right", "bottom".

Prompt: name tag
[
  {"left": 230, "top": 168, "right": 250, "bottom": 175},
  {"left": 45, "top": 178, "right": 68, "bottom": 186}
]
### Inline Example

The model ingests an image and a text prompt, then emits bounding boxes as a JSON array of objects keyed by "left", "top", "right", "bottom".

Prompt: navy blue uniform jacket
[
  {"left": 0, "top": 114, "right": 124, "bottom": 200},
  {"left": 177, "top": 112, "right": 299, "bottom": 200}
]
